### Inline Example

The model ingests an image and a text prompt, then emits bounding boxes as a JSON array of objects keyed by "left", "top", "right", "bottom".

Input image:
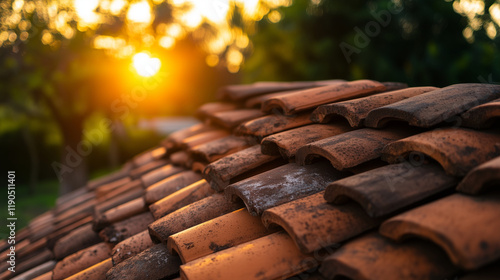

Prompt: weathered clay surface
[
  {"left": 144, "top": 171, "right": 203, "bottom": 204},
  {"left": 53, "top": 224, "right": 101, "bottom": 260},
  {"left": 235, "top": 112, "right": 313, "bottom": 137},
  {"left": 456, "top": 156, "right": 500, "bottom": 194},
  {"left": 52, "top": 242, "right": 112, "bottom": 280},
  {"left": 461, "top": 98, "right": 500, "bottom": 129},
  {"left": 64, "top": 258, "right": 112, "bottom": 280},
  {"left": 99, "top": 212, "right": 154, "bottom": 244},
  {"left": 207, "top": 109, "right": 266, "bottom": 129},
  {"left": 189, "top": 135, "right": 250, "bottom": 163},
  {"left": 111, "top": 230, "right": 153, "bottom": 265}
]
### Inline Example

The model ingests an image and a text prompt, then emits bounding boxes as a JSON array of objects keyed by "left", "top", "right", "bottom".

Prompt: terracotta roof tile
[
  {"left": 53, "top": 224, "right": 101, "bottom": 260},
  {"left": 148, "top": 193, "right": 243, "bottom": 243},
  {"left": 47, "top": 216, "right": 94, "bottom": 250},
  {"left": 131, "top": 146, "right": 166, "bottom": 168},
  {"left": 144, "top": 170, "right": 203, "bottom": 204},
  {"left": 99, "top": 211, "right": 154, "bottom": 244},
  {"left": 324, "top": 162, "right": 459, "bottom": 217},
  {"left": 56, "top": 191, "right": 95, "bottom": 214},
  {"left": 311, "top": 86, "right": 438, "bottom": 127},
  {"left": 180, "top": 129, "right": 230, "bottom": 149},
  {"left": 8, "top": 248, "right": 53, "bottom": 277},
  {"left": 191, "top": 161, "right": 206, "bottom": 173},
  {"left": 461, "top": 98, "right": 500, "bottom": 129},
  {"left": 225, "top": 161, "right": 347, "bottom": 216},
  {"left": 244, "top": 89, "right": 306, "bottom": 108},
  {"left": 106, "top": 243, "right": 181, "bottom": 280},
  {"left": 149, "top": 179, "right": 214, "bottom": 219},
  {"left": 180, "top": 231, "right": 315, "bottom": 280},
  {"left": 163, "top": 123, "right": 215, "bottom": 150},
  {"left": 96, "top": 179, "right": 142, "bottom": 204},
  {"left": 262, "top": 191, "right": 380, "bottom": 254},
  {"left": 456, "top": 156, "right": 500, "bottom": 195},
  {"left": 170, "top": 150, "right": 190, "bottom": 166},
  {"left": 364, "top": 83, "right": 500, "bottom": 128},
  {"left": 85, "top": 162, "right": 132, "bottom": 191},
  {"left": 140, "top": 164, "right": 185, "bottom": 187},
  {"left": 94, "top": 197, "right": 147, "bottom": 230},
  {"left": 10, "top": 260, "right": 55, "bottom": 280},
  {"left": 111, "top": 230, "right": 153, "bottom": 265},
  {"left": 32, "top": 271, "right": 53, "bottom": 280},
  {"left": 54, "top": 198, "right": 95, "bottom": 224},
  {"left": 296, "top": 126, "right": 418, "bottom": 170},
  {"left": 64, "top": 258, "right": 112, "bottom": 280},
  {"left": 188, "top": 135, "right": 251, "bottom": 163},
  {"left": 261, "top": 123, "right": 353, "bottom": 159},
  {"left": 52, "top": 242, "right": 112, "bottom": 280},
  {"left": 93, "top": 185, "right": 143, "bottom": 215},
  {"left": 235, "top": 112, "right": 313, "bottom": 137},
  {"left": 261, "top": 80, "right": 393, "bottom": 115},
  {"left": 129, "top": 159, "right": 169, "bottom": 180},
  {"left": 380, "top": 192, "right": 500, "bottom": 270},
  {"left": 168, "top": 208, "right": 274, "bottom": 263},
  {"left": 319, "top": 232, "right": 458, "bottom": 280},
  {"left": 95, "top": 176, "right": 132, "bottom": 198},
  {"left": 203, "top": 145, "right": 281, "bottom": 192},
  {"left": 196, "top": 102, "right": 240, "bottom": 120},
  {"left": 381, "top": 128, "right": 500, "bottom": 176},
  {"left": 206, "top": 108, "right": 266, "bottom": 129}
]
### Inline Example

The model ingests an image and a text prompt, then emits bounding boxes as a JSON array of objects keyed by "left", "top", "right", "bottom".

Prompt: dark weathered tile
[
  {"left": 461, "top": 98, "right": 500, "bottom": 129},
  {"left": 52, "top": 242, "right": 112, "bottom": 280},
  {"left": 457, "top": 156, "right": 500, "bottom": 195},
  {"left": 98, "top": 212, "right": 154, "bottom": 244},
  {"left": 111, "top": 230, "right": 153, "bottom": 265},
  {"left": 188, "top": 135, "right": 250, "bottom": 163},
  {"left": 235, "top": 112, "right": 313, "bottom": 137}
]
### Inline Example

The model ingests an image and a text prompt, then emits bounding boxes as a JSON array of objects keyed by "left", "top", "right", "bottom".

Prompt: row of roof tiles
[{"left": 2, "top": 79, "right": 500, "bottom": 280}]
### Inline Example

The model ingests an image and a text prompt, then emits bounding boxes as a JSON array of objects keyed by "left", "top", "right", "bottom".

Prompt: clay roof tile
[
  {"left": 111, "top": 230, "right": 153, "bottom": 265},
  {"left": 52, "top": 242, "right": 112, "bottom": 280},
  {"left": 235, "top": 112, "right": 313, "bottom": 137},
  {"left": 98, "top": 211, "right": 154, "bottom": 244},
  {"left": 461, "top": 98, "right": 500, "bottom": 129},
  {"left": 188, "top": 135, "right": 251, "bottom": 163},
  {"left": 144, "top": 170, "right": 203, "bottom": 204},
  {"left": 456, "top": 156, "right": 500, "bottom": 195}
]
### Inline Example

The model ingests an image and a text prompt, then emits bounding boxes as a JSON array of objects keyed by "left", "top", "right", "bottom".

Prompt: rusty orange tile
[
  {"left": 365, "top": 83, "right": 500, "bottom": 128},
  {"left": 311, "top": 86, "right": 438, "bottom": 127},
  {"left": 52, "top": 242, "right": 112, "bottom": 280},
  {"left": 64, "top": 258, "right": 112, "bottom": 280},
  {"left": 207, "top": 109, "right": 266, "bottom": 129},
  {"left": 261, "top": 80, "right": 389, "bottom": 115},
  {"left": 196, "top": 102, "right": 240, "bottom": 120},
  {"left": 94, "top": 197, "right": 147, "bottom": 231},
  {"left": 457, "top": 156, "right": 500, "bottom": 195},
  {"left": 168, "top": 208, "right": 275, "bottom": 263},
  {"left": 382, "top": 128, "right": 500, "bottom": 176},
  {"left": 85, "top": 162, "right": 132, "bottom": 191},
  {"left": 217, "top": 80, "right": 343, "bottom": 101},
  {"left": 262, "top": 191, "right": 380, "bottom": 254},
  {"left": 53, "top": 224, "right": 101, "bottom": 260},
  {"left": 95, "top": 176, "right": 132, "bottom": 199},
  {"left": 140, "top": 164, "right": 185, "bottom": 188},
  {"left": 94, "top": 186, "right": 144, "bottom": 215},
  {"left": 319, "top": 232, "right": 458, "bottom": 280},
  {"left": 203, "top": 145, "right": 282, "bottom": 192},
  {"left": 56, "top": 187, "right": 92, "bottom": 210},
  {"left": 181, "top": 129, "right": 230, "bottom": 150},
  {"left": 54, "top": 197, "right": 95, "bottom": 223},
  {"left": 461, "top": 98, "right": 500, "bottom": 129},
  {"left": 244, "top": 89, "right": 306, "bottom": 108},
  {"left": 162, "top": 123, "right": 216, "bottom": 151},
  {"left": 9, "top": 248, "right": 53, "bottom": 277},
  {"left": 17, "top": 237, "right": 47, "bottom": 259},
  {"left": 10, "top": 260, "right": 55, "bottom": 280},
  {"left": 144, "top": 170, "right": 203, "bottom": 204},
  {"left": 129, "top": 159, "right": 169, "bottom": 180},
  {"left": 111, "top": 230, "right": 154, "bottom": 265},
  {"left": 99, "top": 211, "right": 154, "bottom": 244},
  {"left": 180, "top": 231, "right": 315, "bottom": 280},
  {"left": 106, "top": 243, "right": 181, "bottom": 280},
  {"left": 96, "top": 179, "right": 142, "bottom": 203},
  {"left": 235, "top": 112, "right": 313, "bottom": 137},
  {"left": 132, "top": 146, "right": 167, "bottom": 168},
  {"left": 324, "top": 163, "right": 459, "bottom": 217},
  {"left": 188, "top": 135, "right": 251, "bottom": 163},
  {"left": 149, "top": 179, "right": 214, "bottom": 219},
  {"left": 170, "top": 150, "right": 190, "bottom": 166},
  {"left": 380, "top": 192, "right": 500, "bottom": 270},
  {"left": 296, "top": 126, "right": 417, "bottom": 171},
  {"left": 148, "top": 193, "right": 243, "bottom": 243},
  {"left": 33, "top": 271, "right": 53, "bottom": 280},
  {"left": 225, "top": 161, "right": 346, "bottom": 216},
  {"left": 47, "top": 216, "right": 94, "bottom": 250},
  {"left": 261, "top": 123, "right": 353, "bottom": 159}
]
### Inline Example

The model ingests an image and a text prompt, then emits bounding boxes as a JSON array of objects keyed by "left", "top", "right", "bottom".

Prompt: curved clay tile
[
  {"left": 95, "top": 177, "right": 132, "bottom": 198},
  {"left": 99, "top": 212, "right": 154, "bottom": 244},
  {"left": 10, "top": 261, "right": 55, "bottom": 280},
  {"left": 381, "top": 128, "right": 500, "bottom": 176},
  {"left": 191, "top": 161, "right": 206, "bottom": 173},
  {"left": 461, "top": 98, "right": 500, "bottom": 129},
  {"left": 208, "top": 109, "right": 267, "bottom": 129},
  {"left": 111, "top": 230, "right": 153, "bottom": 265},
  {"left": 96, "top": 179, "right": 142, "bottom": 203},
  {"left": 261, "top": 80, "right": 388, "bottom": 115},
  {"left": 380, "top": 193, "right": 500, "bottom": 270},
  {"left": 196, "top": 102, "right": 239, "bottom": 120},
  {"left": 180, "top": 231, "right": 314, "bottom": 280},
  {"left": 324, "top": 163, "right": 459, "bottom": 217},
  {"left": 162, "top": 123, "right": 215, "bottom": 151},
  {"left": 52, "top": 242, "right": 112, "bottom": 280},
  {"left": 364, "top": 83, "right": 500, "bottom": 128},
  {"left": 225, "top": 161, "right": 346, "bottom": 216},
  {"left": 32, "top": 271, "right": 52, "bottom": 280},
  {"left": 94, "top": 187, "right": 143, "bottom": 215},
  {"left": 94, "top": 198, "right": 147, "bottom": 231},
  {"left": 64, "top": 258, "right": 112, "bottom": 280},
  {"left": 203, "top": 145, "right": 282, "bottom": 192},
  {"left": 144, "top": 170, "right": 203, "bottom": 204},
  {"left": 140, "top": 164, "right": 185, "bottom": 188},
  {"left": 106, "top": 243, "right": 181, "bottom": 280},
  {"left": 261, "top": 123, "right": 353, "bottom": 159},
  {"left": 131, "top": 146, "right": 166, "bottom": 168},
  {"left": 235, "top": 112, "right": 313, "bottom": 137},
  {"left": 129, "top": 159, "right": 169, "bottom": 180},
  {"left": 53, "top": 224, "right": 101, "bottom": 260},
  {"left": 57, "top": 188, "right": 91, "bottom": 211},
  {"left": 85, "top": 162, "right": 132, "bottom": 191},
  {"left": 311, "top": 86, "right": 437, "bottom": 127},
  {"left": 244, "top": 89, "right": 306, "bottom": 108},
  {"left": 47, "top": 216, "right": 94, "bottom": 250},
  {"left": 262, "top": 191, "right": 380, "bottom": 254},
  {"left": 296, "top": 126, "right": 417, "bottom": 171},
  {"left": 148, "top": 193, "right": 243, "bottom": 243},
  {"left": 319, "top": 232, "right": 458, "bottom": 280},
  {"left": 169, "top": 150, "right": 190, "bottom": 166},
  {"left": 10, "top": 248, "right": 53, "bottom": 277},
  {"left": 168, "top": 208, "right": 274, "bottom": 263},
  {"left": 457, "top": 156, "right": 500, "bottom": 194},
  {"left": 180, "top": 129, "right": 230, "bottom": 150},
  {"left": 188, "top": 135, "right": 250, "bottom": 163},
  {"left": 149, "top": 180, "right": 214, "bottom": 219}
]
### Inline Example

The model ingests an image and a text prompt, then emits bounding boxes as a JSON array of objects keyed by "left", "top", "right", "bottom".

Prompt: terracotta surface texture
[
  {"left": 188, "top": 135, "right": 251, "bottom": 163},
  {"left": 311, "top": 86, "right": 438, "bottom": 127},
  {"left": 364, "top": 83, "right": 500, "bottom": 128},
  {"left": 225, "top": 161, "right": 347, "bottom": 216},
  {"left": 52, "top": 242, "right": 112, "bottom": 280},
  {"left": 111, "top": 230, "right": 153, "bottom": 265},
  {"left": 140, "top": 164, "right": 185, "bottom": 188},
  {"left": 235, "top": 112, "right": 313, "bottom": 137},
  {"left": 382, "top": 128, "right": 500, "bottom": 176},
  {"left": 162, "top": 123, "right": 215, "bottom": 150},
  {"left": 94, "top": 197, "right": 147, "bottom": 231},
  {"left": 380, "top": 192, "right": 500, "bottom": 270},
  {"left": 206, "top": 108, "right": 266, "bottom": 129},
  {"left": 98, "top": 212, "right": 154, "bottom": 244},
  {"left": 456, "top": 156, "right": 500, "bottom": 194},
  {"left": 461, "top": 97, "right": 500, "bottom": 129},
  {"left": 64, "top": 258, "right": 112, "bottom": 280},
  {"left": 144, "top": 170, "right": 203, "bottom": 204},
  {"left": 196, "top": 102, "right": 239, "bottom": 120}
]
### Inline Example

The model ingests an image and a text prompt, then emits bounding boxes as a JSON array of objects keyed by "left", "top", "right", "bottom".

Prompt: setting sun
[{"left": 132, "top": 52, "right": 161, "bottom": 77}]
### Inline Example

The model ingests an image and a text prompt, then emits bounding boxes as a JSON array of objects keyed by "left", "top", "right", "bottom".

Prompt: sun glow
[{"left": 132, "top": 52, "right": 161, "bottom": 77}]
